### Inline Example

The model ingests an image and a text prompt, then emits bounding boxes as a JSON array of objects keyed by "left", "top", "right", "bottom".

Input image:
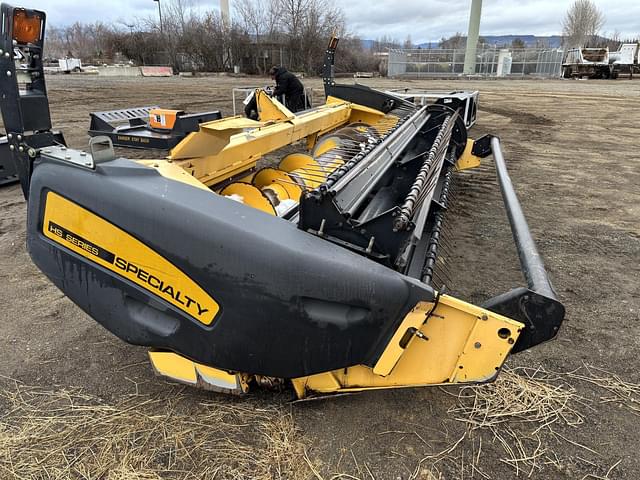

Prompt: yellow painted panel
[
  {"left": 43, "top": 192, "right": 219, "bottom": 325},
  {"left": 257, "top": 89, "right": 294, "bottom": 121},
  {"left": 137, "top": 160, "right": 210, "bottom": 191},
  {"left": 201, "top": 116, "right": 264, "bottom": 131},
  {"left": 149, "top": 350, "right": 197, "bottom": 384},
  {"left": 292, "top": 295, "right": 524, "bottom": 397},
  {"left": 373, "top": 302, "right": 431, "bottom": 376},
  {"left": 455, "top": 138, "right": 482, "bottom": 171},
  {"left": 219, "top": 183, "right": 277, "bottom": 215},
  {"left": 196, "top": 364, "right": 241, "bottom": 387},
  {"left": 347, "top": 102, "right": 387, "bottom": 126},
  {"left": 149, "top": 351, "right": 248, "bottom": 393}
]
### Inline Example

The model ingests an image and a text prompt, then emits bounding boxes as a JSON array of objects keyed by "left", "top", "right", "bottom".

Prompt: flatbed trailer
[{"left": 562, "top": 47, "right": 615, "bottom": 79}]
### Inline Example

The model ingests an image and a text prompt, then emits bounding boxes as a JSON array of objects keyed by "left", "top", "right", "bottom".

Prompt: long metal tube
[{"left": 491, "top": 136, "right": 557, "bottom": 300}]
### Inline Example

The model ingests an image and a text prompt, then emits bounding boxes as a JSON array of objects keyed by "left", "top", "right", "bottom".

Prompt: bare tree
[
  {"left": 42, "top": 0, "right": 359, "bottom": 74},
  {"left": 372, "top": 36, "right": 400, "bottom": 53},
  {"left": 511, "top": 38, "right": 525, "bottom": 49},
  {"left": 234, "top": 0, "right": 282, "bottom": 73},
  {"left": 45, "top": 22, "right": 115, "bottom": 62},
  {"left": 297, "top": 0, "right": 345, "bottom": 72},
  {"left": 594, "top": 30, "right": 621, "bottom": 50},
  {"left": 403, "top": 34, "right": 413, "bottom": 49},
  {"left": 181, "top": 11, "right": 239, "bottom": 71},
  {"left": 562, "top": 0, "right": 605, "bottom": 48},
  {"left": 439, "top": 33, "right": 466, "bottom": 50}
]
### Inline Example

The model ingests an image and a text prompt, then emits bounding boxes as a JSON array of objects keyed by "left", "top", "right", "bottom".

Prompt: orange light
[{"left": 13, "top": 10, "right": 42, "bottom": 44}]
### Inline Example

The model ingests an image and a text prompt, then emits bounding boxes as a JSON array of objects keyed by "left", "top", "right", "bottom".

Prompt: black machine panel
[{"left": 28, "top": 158, "right": 436, "bottom": 378}]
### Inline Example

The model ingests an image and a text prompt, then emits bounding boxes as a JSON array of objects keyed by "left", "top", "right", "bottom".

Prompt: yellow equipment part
[
  {"left": 167, "top": 94, "right": 388, "bottom": 187},
  {"left": 279, "top": 153, "right": 328, "bottom": 189},
  {"left": 262, "top": 182, "right": 290, "bottom": 203},
  {"left": 256, "top": 89, "right": 294, "bottom": 121},
  {"left": 253, "top": 167, "right": 303, "bottom": 201},
  {"left": 219, "top": 182, "right": 277, "bottom": 215},
  {"left": 455, "top": 138, "right": 482, "bottom": 171},
  {"left": 312, "top": 136, "right": 340, "bottom": 157},
  {"left": 149, "top": 350, "right": 249, "bottom": 395},
  {"left": 137, "top": 159, "right": 210, "bottom": 191},
  {"left": 147, "top": 294, "right": 523, "bottom": 399},
  {"left": 221, "top": 126, "right": 362, "bottom": 215},
  {"left": 291, "top": 295, "right": 523, "bottom": 398}
]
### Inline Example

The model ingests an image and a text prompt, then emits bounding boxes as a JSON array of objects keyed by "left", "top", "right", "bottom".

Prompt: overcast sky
[{"left": 19, "top": 0, "right": 640, "bottom": 42}]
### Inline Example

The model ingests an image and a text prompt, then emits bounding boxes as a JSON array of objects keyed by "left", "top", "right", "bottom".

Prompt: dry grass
[
  {"left": 438, "top": 363, "right": 639, "bottom": 478},
  {"left": 447, "top": 366, "right": 589, "bottom": 477},
  {"left": 0, "top": 380, "right": 308, "bottom": 480},
  {"left": 565, "top": 363, "right": 640, "bottom": 415},
  {"left": 1, "top": 362, "right": 638, "bottom": 479}
]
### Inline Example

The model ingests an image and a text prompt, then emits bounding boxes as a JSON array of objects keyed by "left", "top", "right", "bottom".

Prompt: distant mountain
[
  {"left": 361, "top": 35, "right": 563, "bottom": 50},
  {"left": 460, "top": 35, "right": 563, "bottom": 48}
]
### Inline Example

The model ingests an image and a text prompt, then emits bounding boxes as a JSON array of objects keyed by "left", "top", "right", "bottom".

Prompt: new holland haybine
[{"left": 0, "top": 5, "right": 564, "bottom": 399}]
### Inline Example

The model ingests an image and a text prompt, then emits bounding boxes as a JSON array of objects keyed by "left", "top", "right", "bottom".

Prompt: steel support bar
[
  {"left": 482, "top": 137, "right": 564, "bottom": 352},
  {"left": 491, "top": 136, "right": 557, "bottom": 300}
]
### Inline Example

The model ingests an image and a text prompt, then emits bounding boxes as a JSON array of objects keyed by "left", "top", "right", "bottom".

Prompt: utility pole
[
  {"left": 463, "top": 0, "right": 482, "bottom": 75},
  {"left": 153, "top": 0, "right": 163, "bottom": 34},
  {"left": 220, "top": 0, "right": 230, "bottom": 29},
  {"left": 219, "top": 0, "right": 233, "bottom": 70}
]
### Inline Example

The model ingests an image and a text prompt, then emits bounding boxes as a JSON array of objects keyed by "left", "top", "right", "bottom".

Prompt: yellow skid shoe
[{"left": 149, "top": 350, "right": 249, "bottom": 395}]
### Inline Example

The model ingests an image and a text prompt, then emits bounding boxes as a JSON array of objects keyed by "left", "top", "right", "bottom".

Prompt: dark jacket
[{"left": 272, "top": 67, "right": 307, "bottom": 112}]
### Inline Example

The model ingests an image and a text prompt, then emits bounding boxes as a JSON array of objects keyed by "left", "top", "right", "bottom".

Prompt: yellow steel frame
[{"left": 164, "top": 92, "right": 387, "bottom": 187}]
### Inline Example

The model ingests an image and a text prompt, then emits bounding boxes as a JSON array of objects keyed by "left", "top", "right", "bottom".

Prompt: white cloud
[
  {"left": 341, "top": 0, "right": 639, "bottom": 41},
  {"left": 18, "top": 0, "right": 640, "bottom": 40}
]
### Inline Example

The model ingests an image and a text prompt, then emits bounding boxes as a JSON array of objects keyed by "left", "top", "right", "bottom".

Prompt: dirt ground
[{"left": 1, "top": 75, "right": 639, "bottom": 479}]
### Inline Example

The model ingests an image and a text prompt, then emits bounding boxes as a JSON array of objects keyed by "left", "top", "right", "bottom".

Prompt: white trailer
[
  {"left": 610, "top": 43, "right": 639, "bottom": 79},
  {"left": 562, "top": 47, "right": 613, "bottom": 79},
  {"left": 58, "top": 58, "right": 82, "bottom": 73}
]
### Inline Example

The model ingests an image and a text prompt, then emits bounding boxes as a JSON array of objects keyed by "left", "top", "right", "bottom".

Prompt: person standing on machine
[{"left": 269, "top": 66, "right": 308, "bottom": 112}]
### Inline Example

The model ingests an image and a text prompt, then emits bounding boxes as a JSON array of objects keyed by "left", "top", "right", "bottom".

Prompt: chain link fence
[{"left": 388, "top": 47, "right": 565, "bottom": 78}]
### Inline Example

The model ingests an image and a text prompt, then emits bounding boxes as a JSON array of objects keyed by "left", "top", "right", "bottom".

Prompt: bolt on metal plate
[{"left": 40, "top": 145, "right": 95, "bottom": 169}]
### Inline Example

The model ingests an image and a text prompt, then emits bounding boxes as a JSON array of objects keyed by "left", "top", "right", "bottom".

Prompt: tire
[{"left": 562, "top": 67, "right": 572, "bottom": 79}]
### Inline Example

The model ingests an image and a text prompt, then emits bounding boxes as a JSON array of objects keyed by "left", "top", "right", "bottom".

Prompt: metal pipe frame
[
  {"left": 481, "top": 136, "right": 565, "bottom": 352},
  {"left": 491, "top": 136, "right": 557, "bottom": 300}
]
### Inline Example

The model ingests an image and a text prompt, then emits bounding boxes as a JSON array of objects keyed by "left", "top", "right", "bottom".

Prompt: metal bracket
[
  {"left": 41, "top": 145, "right": 95, "bottom": 169},
  {"left": 89, "top": 136, "right": 115, "bottom": 164},
  {"left": 471, "top": 134, "right": 494, "bottom": 158}
]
